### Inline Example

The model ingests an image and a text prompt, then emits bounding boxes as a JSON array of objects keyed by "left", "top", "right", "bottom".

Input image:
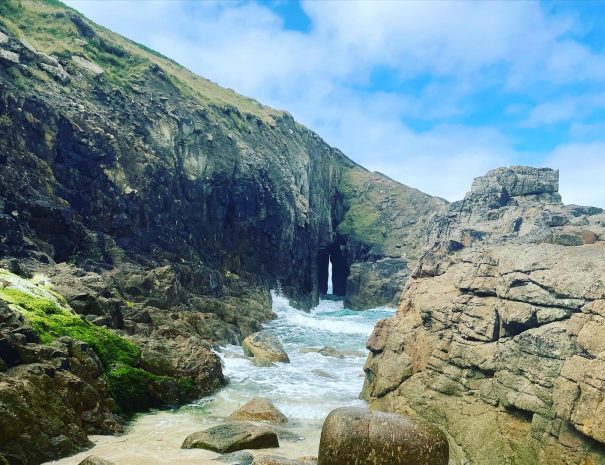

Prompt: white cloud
[
  {"left": 64, "top": 0, "right": 605, "bottom": 207},
  {"left": 546, "top": 142, "right": 605, "bottom": 207},
  {"left": 524, "top": 93, "right": 605, "bottom": 127}
]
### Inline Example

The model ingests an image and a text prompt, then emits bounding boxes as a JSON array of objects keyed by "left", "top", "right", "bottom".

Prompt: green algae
[{"left": 0, "top": 274, "right": 198, "bottom": 413}]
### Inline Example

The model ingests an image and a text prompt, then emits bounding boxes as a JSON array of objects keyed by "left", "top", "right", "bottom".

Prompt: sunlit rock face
[{"left": 364, "top": 166, "right": 605, "bottom": 465}]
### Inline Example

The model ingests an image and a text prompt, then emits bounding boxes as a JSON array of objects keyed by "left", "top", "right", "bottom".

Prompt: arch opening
[{"left": 317, "top": 241, "right": 348, "bottom": 297}]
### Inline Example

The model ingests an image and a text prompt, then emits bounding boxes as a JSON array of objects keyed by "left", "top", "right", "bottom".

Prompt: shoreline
[{"left": 46, "top": 410, "right": 323, "bottom": 465}]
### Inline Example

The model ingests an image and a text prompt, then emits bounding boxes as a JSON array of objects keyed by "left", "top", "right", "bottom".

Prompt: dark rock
[
  {"left": 317, "top": 407, "right": 448, "bottom": 465},
  {"left": 345, "top": 258, "right": 409, "bottom": 310},
  {"left": 181, "top": 422, "right": 279, "bottom": 453},
  {"left": 78, "top": 457, "right": 115, "bottom": 465},
  {"left": 215, "top": 451, "right": 254, "bottom": 465}
]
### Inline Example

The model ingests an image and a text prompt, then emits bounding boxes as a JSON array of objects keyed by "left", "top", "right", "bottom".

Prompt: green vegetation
[
  {"left": 0, "top": 272, "right": 198, "bottom": 413},
  {"left": 107, "top": 366, "right": 171, "bottom": 413},
  {"left": 0, "top": 287, "right": 139, "bottom": 367},
  {"left": 224, "top": 270, "right": 240, "bottom": 280},
  {"left": 337, "top": 168, "right": 383, "bottom": 244},
  {"left": 0, "top": 0, "right": 281, "bottom": 122}
]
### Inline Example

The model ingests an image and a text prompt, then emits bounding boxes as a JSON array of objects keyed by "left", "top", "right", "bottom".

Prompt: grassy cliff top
[{"left": 0, "top": 0, "right": 283, "bottom": 123}]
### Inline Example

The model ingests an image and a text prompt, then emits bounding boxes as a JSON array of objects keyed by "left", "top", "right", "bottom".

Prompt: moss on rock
[{"left": 0, "top": 270, "right": 202, "bottom": 414}]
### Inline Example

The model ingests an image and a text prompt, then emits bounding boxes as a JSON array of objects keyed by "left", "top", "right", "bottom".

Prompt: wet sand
[{"left": 48, "top": 410, "right": 322, "bottom": 465}]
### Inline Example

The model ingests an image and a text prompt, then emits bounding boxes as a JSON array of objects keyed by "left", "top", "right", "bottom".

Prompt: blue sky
[{"left": 66, "top": 0, "right": 605, "bottom": 206}]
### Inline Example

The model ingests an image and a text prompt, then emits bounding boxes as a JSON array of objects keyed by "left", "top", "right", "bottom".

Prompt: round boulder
[
  {"left": 229, "top": 397, "right": 288, "bottom": 423},
  {"left": 317, "top": 407, "right": 448, "bottom": 465},
  {"left": 242, "top": 331, "right": 289, "bottom": 363},
  {"left": 182, "top": 422, "right": 279, "bottom": 453}
]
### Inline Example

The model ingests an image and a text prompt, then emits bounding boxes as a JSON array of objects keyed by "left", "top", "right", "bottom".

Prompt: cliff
[
  {"left": 363, "top": 166, "right": 605, "bottom": 465},
  {"left": 0, "top": 1, "right": 446, "bottom": 462},
  {"left": 0, "top": 0, "right": 444, "bottom": 314}
]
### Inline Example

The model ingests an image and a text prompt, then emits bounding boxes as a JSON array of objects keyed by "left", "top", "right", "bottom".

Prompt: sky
[{"left": 65, "top": 0, "right": 605, "bottom": 207}]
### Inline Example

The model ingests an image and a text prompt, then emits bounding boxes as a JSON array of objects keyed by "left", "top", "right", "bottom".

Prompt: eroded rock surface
[
  {"left": 181, "top": 422, "right": 279, "bottom": 453},
  {"left": 243, "top": 331, "right": 290, "bottom": 363},
  {"left": 317, "top": 407, "right": 448, "bottom": 465},
  {"left": 363, "top": 167, "right": 605, "bottom": 465},
  {"left": 229, "top": 397, "right": 288, "bottom": 424}
]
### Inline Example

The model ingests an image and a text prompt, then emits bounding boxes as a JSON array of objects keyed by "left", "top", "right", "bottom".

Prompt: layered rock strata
[{"left": 363, "top": 167, "right": 605, "bottom": 465}]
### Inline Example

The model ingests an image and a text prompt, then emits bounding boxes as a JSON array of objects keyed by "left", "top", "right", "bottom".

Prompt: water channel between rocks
[{"left": 48, "top": 292, "right": 394, "bottom": 465}]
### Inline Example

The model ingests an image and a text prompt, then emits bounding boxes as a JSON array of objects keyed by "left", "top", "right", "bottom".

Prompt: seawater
[
  {"left": 188, "top": 292, "right": 393, "bottom": 420},
  {"left": 48, "top": 292, "right": 394, "bottom": 465}
]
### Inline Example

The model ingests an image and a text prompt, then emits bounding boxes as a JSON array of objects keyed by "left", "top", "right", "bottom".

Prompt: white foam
[{"left": 204, "top": 292, "right": 394, "bottom": 420}]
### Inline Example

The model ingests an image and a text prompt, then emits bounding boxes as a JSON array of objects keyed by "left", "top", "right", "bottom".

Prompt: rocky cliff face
[
  {"left": 0, "top": 0, "right": 443, "bottom": 314},
  {"left": 363, "top": 166, "right": 605, "bottom": 465},
  {"left": 0, "top": 1, "right": 445, "bottom": 463}
]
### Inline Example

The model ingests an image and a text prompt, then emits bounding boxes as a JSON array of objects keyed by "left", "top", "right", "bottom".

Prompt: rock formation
[
  {"left": 242, "top": 331, "right": 290, "bottom": 363},
  {"left": 0, "top": 1, "right": 444, "bottom": 462},
  {"left": 0, "top": 0, "right": 444, "bottom": 317},
  {"left": 317, "top": 407, "right": 449, "bottom": 465},
  {"left": 229, "top": 398, "right": 288, "bottom": 424},
  {"left": 182, "top": 422, "right": 280, "bottom": 453},
  {"left": 363, "top": 166, "right": 605, "bottom": 464}
]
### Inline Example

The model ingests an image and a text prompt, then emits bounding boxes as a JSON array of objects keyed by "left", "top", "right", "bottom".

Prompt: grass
[
  {"left": 0, "top": 0, "right": 282, "bottom": 123},
  {"left": 337, "top": 168, "right": 384, "bottom": 244},
  {"left": 0, "top": 270, "right": 199, "bottom": 413}
]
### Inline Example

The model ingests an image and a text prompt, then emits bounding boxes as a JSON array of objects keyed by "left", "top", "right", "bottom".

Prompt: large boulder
[
  {"left": 317, "top": 407, "right": 448, "bottom": 465},
  {"left": 181, "top": 422, "right": 279, "bottom": 453},
  {"left": 229, "top": 398, "right": 288, "bottom": 423},
  {"left": 242, "top": 331, "right": 289, "bottom": 363}
]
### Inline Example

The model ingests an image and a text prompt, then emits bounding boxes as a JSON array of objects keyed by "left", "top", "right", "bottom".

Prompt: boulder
[
  {"left": 229, "top": 398, "right": 288, "bottom": 423},
  {"left": 311, "top": 369, "right": 336, "bottom": 380},
  {"left": 317, "top": 408, "right": 448, "bottom": 465},
  {"left": 252, "top": 456, "right": 302, "bottom": 465},
  {"left": 72, "top": 55, "right": 104, "bottom": 76},
  {"left": 301, "top": 346, "right": 364, "bottom": 359},
  {"left": 181, "top": 422, "right": 279, "bottom": 453},
  {"left": 78, "top": 457, "right": 116, "bottom": 465},
  {"left": 215, "top": 451, "right": 254, "bottom": 465},
  {"left": 0, "top": 49, "right": 19, "bottom": 65},
  {"left": 242, "top": 331, "right": 289, "bottom": 363}
]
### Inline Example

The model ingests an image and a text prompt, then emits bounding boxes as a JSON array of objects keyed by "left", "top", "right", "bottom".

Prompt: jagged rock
[
  {"left": 181, "top": 422, "right": 279, "bottom": 453},
  {"left": 242, "top": 331, "right": 289, "bottom": 363},
  {"left": 215, "top": 451, "right": 254, "bottom": 465},
  {"left": 0, "top": 32, "right": 8, "bottom": 45},
  {"left": 78, "top": 456, "right": 115, "bottom": 465},
  {"left": 364, "top": 167, "right": 605, "bottom": 465},
  {"left": 317, "top": 407, "right": 448, "bottom": 465},
  {"left": 229, "top": 398, "right": 287, "bottom": 423},
  {"left": 0, "top": 50, "right": 19, "bottom": 65},
  {"left": 72, "top": 55, "right": 103, "bottom": 76},
  {"left": 39, "top": 62, "right": 70, "bottom": 83},
  {"left": 345, "top": 258, "right": 408, "bottom": 310}
]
